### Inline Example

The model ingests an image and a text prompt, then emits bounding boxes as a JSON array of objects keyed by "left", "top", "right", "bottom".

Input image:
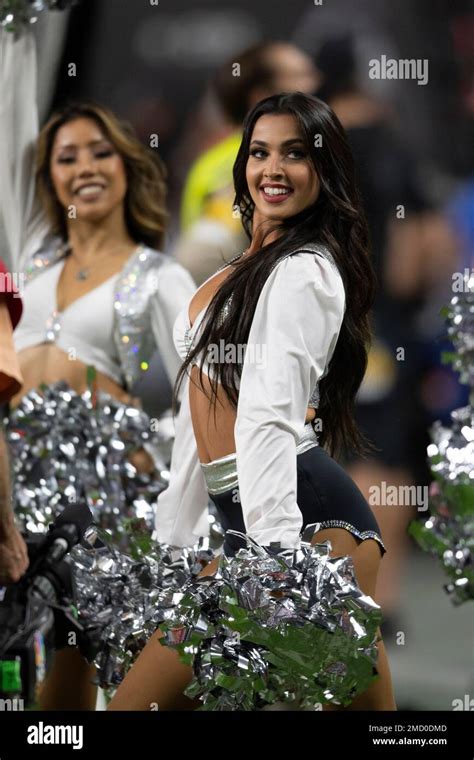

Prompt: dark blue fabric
[{"left": 209, "top": 445, "right": 385, "bottom": 557}]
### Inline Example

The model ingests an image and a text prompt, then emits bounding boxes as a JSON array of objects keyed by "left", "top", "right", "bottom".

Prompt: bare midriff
[
  {"left": 10, "top": 343, "right": 132, "bottom": 407},
  {"left": 187, "top": 266, "right": 316, "bottom": 465},
  {"left": 11, "top": 248, "right": 138, "bottom": 409},
  {"left": 8, "top": 248, "right": 158, "bottom": 473}
]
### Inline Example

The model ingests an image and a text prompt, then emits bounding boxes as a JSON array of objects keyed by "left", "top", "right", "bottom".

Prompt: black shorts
[{"left": 209, "top": 445, "right": 386, "bottom": 557}]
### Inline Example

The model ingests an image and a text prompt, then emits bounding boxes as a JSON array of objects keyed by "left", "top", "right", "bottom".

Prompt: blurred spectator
[
  {"left": 174, "top": 41, "right": 320, "bottom": 284},
  {"left": 446, "top": 177, "right": 474, "bottom": 269},
  {"left": 315, "top": 36, "right": 458, "bottom": 618},
  {"left": 412, "top": 177, "right": 472, "bottom": 429}
]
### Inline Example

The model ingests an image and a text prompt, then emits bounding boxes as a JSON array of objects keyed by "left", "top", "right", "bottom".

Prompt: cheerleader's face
[
  {"left": 49, "top": 117, "right": 128, "bottom": 223},
  {"left": 246, "top": 113, "right": 320, "bottom": 222}
]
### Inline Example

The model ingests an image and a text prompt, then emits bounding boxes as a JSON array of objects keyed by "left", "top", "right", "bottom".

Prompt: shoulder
[
  {"left": 123, "top": 245, "right": 186, "bottom": 275},
  {"left": 268, "top": 243, "right": 345, "bottom": 303},
  {"left": 24, "top": 235, "right": 67, "bottom": 282},
  {"left": 123, "top": 245, "right": 196, "bottom": 293}
]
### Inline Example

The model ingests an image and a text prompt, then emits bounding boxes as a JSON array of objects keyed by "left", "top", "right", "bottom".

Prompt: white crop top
[
  {"left": 14, "top": 258, "right": 123, "bottom": 384},
  {"left": 155, "top": 249, "right": 346, "bottom": 549},
  {"left": 174, "top": 302, "right": 233, "bottom": 384},
  {"left": 174, "top": 305, "right": 207, "bottom": 367}
]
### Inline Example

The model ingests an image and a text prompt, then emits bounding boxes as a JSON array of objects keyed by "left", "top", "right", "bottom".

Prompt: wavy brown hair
[
  {"left": 36, "top": 101, "right": 168, "bottom": 249},
  {"left": 175, "top": 93, "right": 377, "bottom": 460}
]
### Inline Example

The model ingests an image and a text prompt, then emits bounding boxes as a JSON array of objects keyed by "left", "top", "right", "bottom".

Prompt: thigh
[
  {"left": 38, "top": 647, "right": 98, "bottom": 711},
  {"left": 108, "top": 559, "right": 220, "bottom": 711},
  {"left": 311, "top": 527, "right": 381, "bottom": 598},
  {"left": 313, "top": 529, "right": 389, "bottom": 712},
  {"left": 108, "top": 630, "right": 197, "bottom": 711}
]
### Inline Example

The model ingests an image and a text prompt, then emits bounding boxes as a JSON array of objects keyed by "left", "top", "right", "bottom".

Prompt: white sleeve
[
  {"left": 234, "top": 252, "right": 346, "bottom": 548},
  {"left": 0, "top": 30, "right": 48, "bottom": 272},
  {"left": 153, "top": 372, "right": 210, "bottom": 546},
  {"left": 149, "top": 260, "right": 196, "bottom": 389}
]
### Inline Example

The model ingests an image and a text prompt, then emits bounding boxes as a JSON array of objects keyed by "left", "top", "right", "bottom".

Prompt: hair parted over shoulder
[
  {"left": 175, "top": 92, "right": 377, "bottom": 460},
  {"left": 36, "top": 101, "right": 168, "bottom": 249}
]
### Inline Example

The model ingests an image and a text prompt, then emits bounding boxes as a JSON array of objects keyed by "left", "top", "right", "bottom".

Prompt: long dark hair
[{"left": 175, "top": 92, "right": 376, "bottom": 459}]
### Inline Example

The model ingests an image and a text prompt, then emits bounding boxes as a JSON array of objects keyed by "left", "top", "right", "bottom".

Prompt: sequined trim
[
  {"left": 23, "top": 239, "right": 166, "bottom": 392},
  {"left": 216, "top": 293, "right": 234, "bottom": 328},
  {"left": 201, "top": 423, "right": 319, "bottom": 495},
  {"left": 113, "top": 245, "right": 166, "bottom": 389},
  {"left": 44, "top": 309, "right": 62, "bottom": 343},
  {"left": 183, "top": 325, "right": 193, "bottom": 355},
  {"left": 316, "top": 520, "right": 386, "bottom": 552},
  {"left": 201, "top": 453, "right": 239, "bottom": 495},
  {"left": 307, "top": 383, "right": 320, "bottom": 409},
  {"left": 24, "top": 236, "right": 67, "bottom": 283},
  {"left": 295, "top": 422, "right": 320, "bottom": 454}
]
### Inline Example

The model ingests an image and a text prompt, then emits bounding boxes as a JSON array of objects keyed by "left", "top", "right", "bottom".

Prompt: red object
[{"left": 0, "top": 258, "right": 22, "bottom": 328}]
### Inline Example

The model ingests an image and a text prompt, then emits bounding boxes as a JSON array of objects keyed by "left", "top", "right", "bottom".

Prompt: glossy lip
[
  {"left": 259, "top": 182, "right": 294, "bottom": 203},
  {"left": 260, "top": 182, "right": 293, "bottom": 191},
  {"left": 74, "top": 182, "right": 106, "bottom": 196}
]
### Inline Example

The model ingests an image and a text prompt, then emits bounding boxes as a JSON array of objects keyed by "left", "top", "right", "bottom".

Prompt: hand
[
  {"left": 0, "top": 518, "right": 29, "bottom": 585},
  {"left": 197, "top": 556, "right": 219, "bottom": 578},
  {"left": 128, "top": 447, "right": 156, "bottom": 474}
]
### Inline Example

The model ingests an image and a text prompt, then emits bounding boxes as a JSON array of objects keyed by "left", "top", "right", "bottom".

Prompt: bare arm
[
  {"left": 0, "top": 426, "right": 29, "bottom": 584},
  {"left": 0, "top": 298, "right": 28, "bottom": 583},
  {"left": 0, "top": 430, "right": 11, "bottom": 523}
]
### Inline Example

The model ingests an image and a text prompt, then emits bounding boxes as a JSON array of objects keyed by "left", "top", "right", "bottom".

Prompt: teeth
[
  {"left": 77, "top": 185, "right": 103, "bottom": 196},
  {"left": 263, "top": 187, "right": 291, "bottom": 196}
]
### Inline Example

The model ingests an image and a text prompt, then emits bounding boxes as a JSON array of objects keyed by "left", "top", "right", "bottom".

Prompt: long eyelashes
[
  {"left": 249, "top": 149, "right": 307, "bottom": 160},
  {"left": 56, "top": 149, "right": 115, "bottom": 164}
]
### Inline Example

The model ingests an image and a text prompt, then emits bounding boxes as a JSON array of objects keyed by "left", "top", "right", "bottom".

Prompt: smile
[
  {"left": 75, "top": 184, "right": 105, "bottom": 199},
  {"left": 260, "top": 185, "right": 294, "bottom": 203}
]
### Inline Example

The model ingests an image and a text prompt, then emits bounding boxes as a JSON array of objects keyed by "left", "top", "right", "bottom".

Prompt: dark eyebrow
[
  {"left": 54, "top": 138, "right": 111, "bottom": 152},
  {"left": 250, "top": 138, "right": 305, "bottom": 148}
]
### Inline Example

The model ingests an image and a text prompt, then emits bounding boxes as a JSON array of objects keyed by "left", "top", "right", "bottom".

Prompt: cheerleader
[
  {"left": 0, "top": 31, "right": 195, "bottom": 709},
  {"left": 108, "top": 92, "right": 396, "bottom": 711}
]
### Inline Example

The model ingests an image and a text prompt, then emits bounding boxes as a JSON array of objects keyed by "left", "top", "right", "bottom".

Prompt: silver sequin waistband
[{"left": 201, "top": 422, "right": 319, "bottom": 496}]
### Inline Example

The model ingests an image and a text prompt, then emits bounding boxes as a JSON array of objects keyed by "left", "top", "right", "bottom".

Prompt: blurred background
[{"left": 25, "top": 0, "right": 474, "bottom": 709}]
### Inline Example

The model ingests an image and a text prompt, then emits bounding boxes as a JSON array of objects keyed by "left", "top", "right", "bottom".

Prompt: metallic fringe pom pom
[
  {"left": 72, "top": 526, "right": 382, "bottom": 710},
  {"left": 6, "top": 381, "right": 172, "bottom": 549},
  {"left": 410, "top": 271, "right": 474, "bottom": 604}
]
